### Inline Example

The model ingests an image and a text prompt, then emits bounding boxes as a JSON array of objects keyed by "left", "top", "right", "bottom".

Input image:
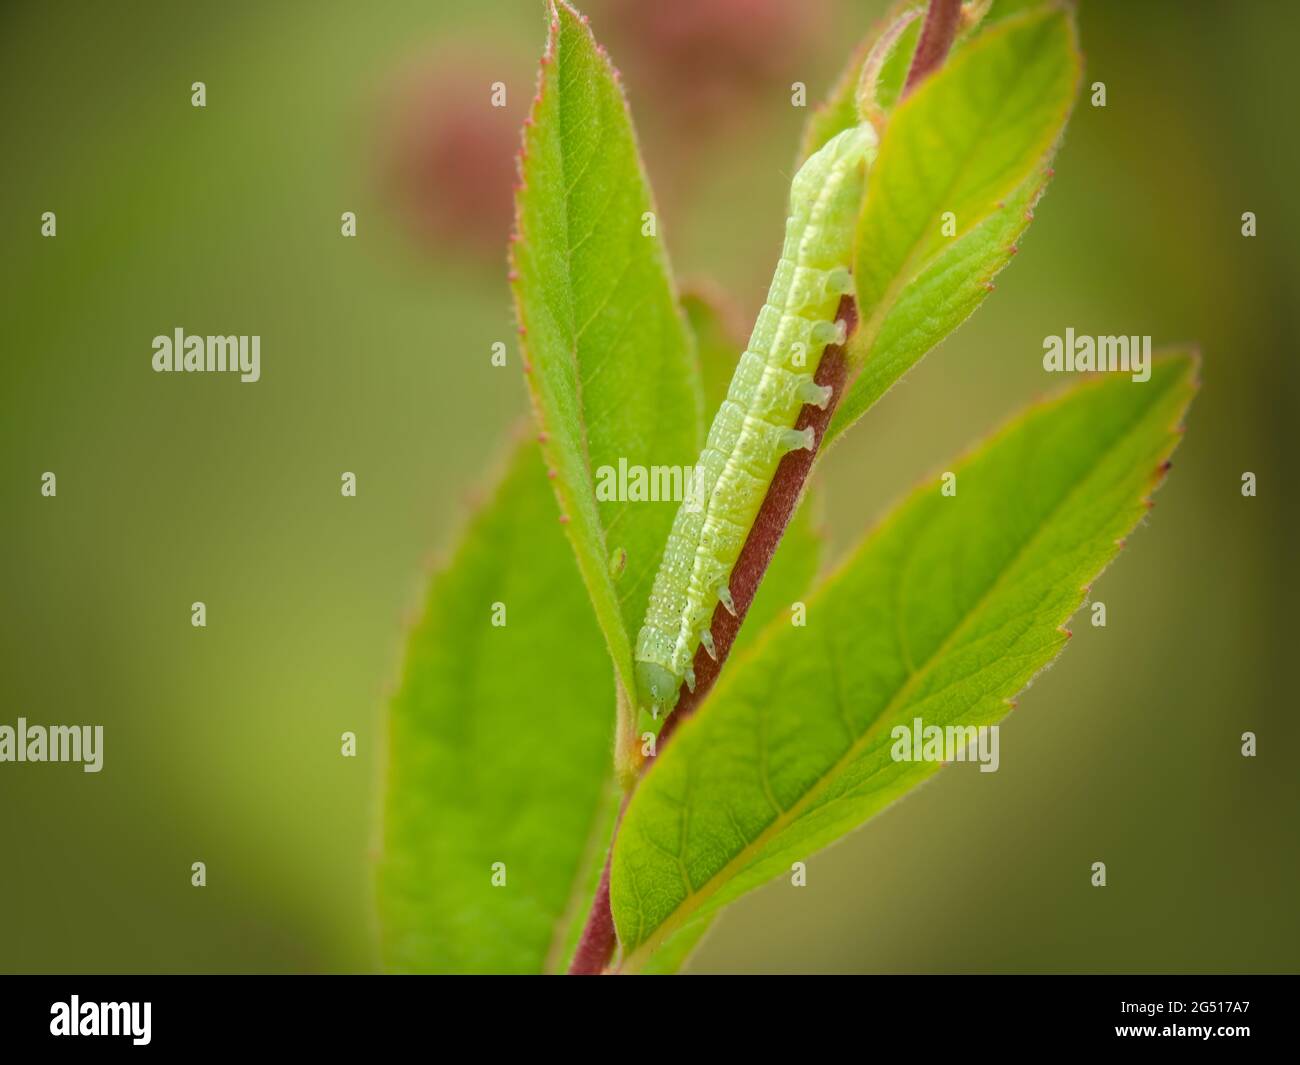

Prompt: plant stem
[
  {"left": 652, "top": 0, "right": 962, "bottom": 756},
  {"left": 655, "top": 295, "right": 857, "bottom": 749},
  {"left": 902, "top": 0, "right": 963, "bottom": 98},
  {"left": 567, "top": 795, "right": 629, "bottom": 975},
  {"left": 568, "top": 302, "right": 856, "bottom": 973},
  {"left": 569, "top": 0, "right": 963, "bottom": 970},
  {"left": 570, "top": 0, "right": 966, "bottom": 973}
]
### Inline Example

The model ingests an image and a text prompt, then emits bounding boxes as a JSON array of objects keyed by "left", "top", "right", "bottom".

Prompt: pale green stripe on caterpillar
[{"left": 634, "top": 124, "right": 878, "bottom": 717}]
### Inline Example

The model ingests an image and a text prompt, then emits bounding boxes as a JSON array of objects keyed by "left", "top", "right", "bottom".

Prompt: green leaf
[
  {"left": 830, "top": 4, "right": 1080, "bottom": 444},
  {"left": 611, "top": 354, "right": 1199, "bottom": 969},
  {"left": 865, "top": 8, "right": 924, "bottom": 120},
  {"left": 983, "top": 0, "right": 1053, "bottom": 25},
  {"left": 828, "top": 162, "right": 1050, "bottom": 442},
  {"left": 796, "top": 1, "right": 923, "bottom": 164},
  {"left": 638, "top": 914, "right": 715, "bottom": 976},
  {"left": 796, "top": 0, "right": 1022, "bottom": 166},
  {"left": 377, "top": 441, "right": 618, "bottom": 974},
  {"left": 511, "top": 0, "right": 703, "bottom": 703}
]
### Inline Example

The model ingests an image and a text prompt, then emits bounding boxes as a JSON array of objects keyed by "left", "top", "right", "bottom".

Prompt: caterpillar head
[{"left": 635, "top": 660, "right": 679, "bottom": 717}]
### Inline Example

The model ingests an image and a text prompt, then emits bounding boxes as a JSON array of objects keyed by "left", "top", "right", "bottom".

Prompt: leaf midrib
[
  {"left": 534, "top": 11, "right": 636, "bottom": 694},
  {"left": 621, "top": 370, "right": 1178, "bottom": 969}
]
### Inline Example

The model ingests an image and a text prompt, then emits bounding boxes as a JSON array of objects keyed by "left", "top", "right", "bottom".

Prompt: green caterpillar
[{"left": 634, "top": 123, "right": 877, "bottom": 717}]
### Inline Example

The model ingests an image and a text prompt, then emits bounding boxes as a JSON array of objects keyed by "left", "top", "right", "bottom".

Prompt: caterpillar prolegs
[{"left": 634, "top": 124, "right": 878, "bottom": 717}]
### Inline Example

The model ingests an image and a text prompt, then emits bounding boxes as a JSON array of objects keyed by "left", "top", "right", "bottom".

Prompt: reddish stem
[
  {"left": 902, "top": 0, "right": 963, "bottom": 98},
  {"left": 656, "top": 295, "right": 857, "bottom": 750},
  {"left": 568, "top": 301, "right": 856, "bottom": 974},
  {"left": 567, "top": 796, "right": 629, "bottom": 975},
  {"left": 569, "top": 0, "right": 966, "bottom": 973}
]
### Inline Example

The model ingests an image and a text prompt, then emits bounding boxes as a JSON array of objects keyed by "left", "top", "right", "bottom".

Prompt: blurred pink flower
[
  {"left": 601, "top": 0, "right": 831, "bottom": 131},
  {"left": 380, "top": 45, "right": 528, "bottom": 260}
]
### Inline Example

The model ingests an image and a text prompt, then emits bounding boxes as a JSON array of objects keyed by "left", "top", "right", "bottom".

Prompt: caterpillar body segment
[{"left": 634, "top": 124, "right": 878, "bottom": 717}]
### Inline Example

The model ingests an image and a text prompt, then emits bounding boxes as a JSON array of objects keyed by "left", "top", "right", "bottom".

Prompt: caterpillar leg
[
  {"left": 811, "top": 319, "right": 849, "bottom": 347},
  {"left": 700, "top": 628, "right": 717, "bottom": 660},
  {"left": 826, "top": 267, "right": 854, "bottom": 295},
  {"left": 716, "top": 582, "right": 737, "bottom": 616},
  {"left": 684, "top": 663, "right": 696, "bottom": 693},
  {"left": 798, "top": 378, "right": 833, "bottom": 409},
  {"left": 779, "top": 426, "right": 815, "bottom": 453}
]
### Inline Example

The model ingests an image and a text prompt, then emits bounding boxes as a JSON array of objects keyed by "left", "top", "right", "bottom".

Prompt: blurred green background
[{"left": 2, "top": 0, "right": 1295, "bottom": 973}]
